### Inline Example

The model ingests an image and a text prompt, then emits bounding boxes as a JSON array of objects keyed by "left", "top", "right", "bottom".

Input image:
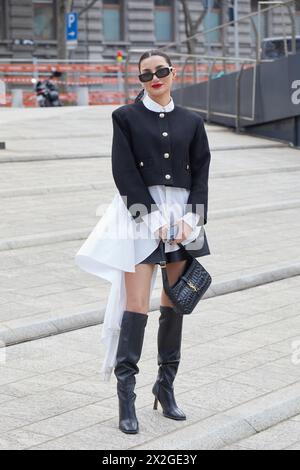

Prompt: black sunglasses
[{"left": 138, "top": 66, "right": 173, "bottom": 83}]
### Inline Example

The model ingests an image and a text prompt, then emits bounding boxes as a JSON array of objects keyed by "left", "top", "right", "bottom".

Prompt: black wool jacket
[{"left": 111, "top": 99, "right": 211, "bottom": 225}]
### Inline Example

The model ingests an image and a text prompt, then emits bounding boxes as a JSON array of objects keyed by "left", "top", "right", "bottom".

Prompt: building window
[
  {"left": 203, "top": 1, "right": 222, "bottom": 44},
  {"left": 0, "top": 0, "right": 6, "bottom": 39},
  {"left": 33, "top": 0, "right": 55, "bottom": 40},
  {"left": 103, "top": 0, "right": 122, "bottom": 41},
  {"left": 250, "top": 0, "right": 269, "bottom": 41},
  {"left": 155, "top": 0, "right": 173, "bottom": 42}
]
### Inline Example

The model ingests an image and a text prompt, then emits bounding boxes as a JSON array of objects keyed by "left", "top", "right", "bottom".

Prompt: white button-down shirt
[{"left": 141, "top": 91, "right": 200, "bottom": 236}]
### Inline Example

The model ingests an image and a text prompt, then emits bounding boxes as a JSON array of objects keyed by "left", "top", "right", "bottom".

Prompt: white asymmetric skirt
[{"left": 74, "top": 186, "right": 204, "bottom": 382}]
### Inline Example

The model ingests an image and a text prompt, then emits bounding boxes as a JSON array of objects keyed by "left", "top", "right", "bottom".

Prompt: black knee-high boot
[
  {"left": 152, "top": 305, "right": 186, "bottom": 420},
  {"left": 114, "top": 310, "right": 148, "bottom": 434}
]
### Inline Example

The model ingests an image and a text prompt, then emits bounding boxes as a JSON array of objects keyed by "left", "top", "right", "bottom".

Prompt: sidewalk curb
[
  {"left": 0, "top": 154, "right": 108, "bottom": 163},
  {"left": 130, "top": 381, "right": 300, "bottom": 450},
  {"left": 0, "top": 264, "right": 300, "bottom": 348}
]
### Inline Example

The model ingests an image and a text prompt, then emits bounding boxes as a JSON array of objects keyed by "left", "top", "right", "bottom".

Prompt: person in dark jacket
[{"left": 112, "top": 49, "right": 211, "bottom": 434}]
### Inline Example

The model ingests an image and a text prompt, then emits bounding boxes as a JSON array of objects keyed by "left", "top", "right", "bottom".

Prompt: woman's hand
[
  {"left": 168, "top": 219, "right": 193, "bottom": 245},
  {"left": 154, "top": 224, "right": 169, "bottom": 241}
]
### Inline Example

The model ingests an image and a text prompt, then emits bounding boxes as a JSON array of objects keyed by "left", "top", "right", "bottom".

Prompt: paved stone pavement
[
  {"left": 0, "top": 105, "right": 300, "bottom": 449},
  {"left": 0, "top": 106, "right": 288, "bottom": 161},
  {"left": 0, "top": 275, "right": 299, "bottom": 449},
  {"left": 0, "top": 106, "right": 300, "bottom": 338},
  {"left": 223, "top": 414, "right": 300, "bottom": 450}
]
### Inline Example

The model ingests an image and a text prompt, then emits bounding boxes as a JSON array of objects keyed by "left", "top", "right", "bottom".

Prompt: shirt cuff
[
  {"left": 141, "top": 210, "right": 167, "bottom": 234},
  {"left": 181, "top": 212, "right": 201, "bottom": 230}
]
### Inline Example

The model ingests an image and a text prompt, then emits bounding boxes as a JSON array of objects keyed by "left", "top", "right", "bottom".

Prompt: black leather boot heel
[
  {"left": 114, "top": 310, "right": 148, "bottom": 434},
  {"left": 152, "top": 305, "right": 186, "bottom": 421}
]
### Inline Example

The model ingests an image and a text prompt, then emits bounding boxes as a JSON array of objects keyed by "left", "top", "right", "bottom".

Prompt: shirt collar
[{"left": 142, "top": 91, "right": 174, "bottom": 113}]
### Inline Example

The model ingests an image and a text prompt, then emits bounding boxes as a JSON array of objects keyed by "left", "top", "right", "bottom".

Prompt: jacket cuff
[
  {"left": 181, "top": 212, "right": 201, "bottom": 229},
  {"left": 141, "top": 210, "right": 167, "bottom": 234}
]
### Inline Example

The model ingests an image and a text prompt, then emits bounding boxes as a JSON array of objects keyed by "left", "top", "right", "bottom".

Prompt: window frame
[
  {"left": 250, "top": 0, "right": 269, "bottom": 42},
  {"left": 102, "top": 0, "right": 124, "bottom": 43},
  {"left": 203, "top": 1, "right": 222, "bottom": 45},
  {"left": 0, "top": 0, "right": 8, "bottom": 41},
  {"left": 32, "top": 0, "right": 57, "bottom": 42},
  {"left": 154, "top": 0, "right": 174, "bottom": 44}
]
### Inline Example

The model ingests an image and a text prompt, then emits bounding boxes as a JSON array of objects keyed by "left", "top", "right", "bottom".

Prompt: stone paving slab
[
  {"left": 222, "top": 414, "right": 300, "bottom": 450},
  {"left": 1, "top": 104, "right": 300, "bottom": 334},
  {"left": 0, "top": 225, "right": 300, "bottom": 335},
  {"left": 0, "top": 276, "right": 299, "bottom": 449},
  {"left": 1, "top": 168, "right": 300, "bottom": 241},
  {"left": 1, "top": 200, "right": 300, "bottom": 335},
  {"left": 0, "top": 106, "right": 287, "bottom": 162},
  {"left": 0, "top": 105, "right": 300, "bottom": 450},
  {"left": 0, "top": 146, "right": 299, "bottom": 196}
]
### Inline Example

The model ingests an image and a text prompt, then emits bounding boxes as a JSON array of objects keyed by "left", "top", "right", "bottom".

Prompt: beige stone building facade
[{"left": 0, "top": 1, "right": 299, "bottom": 61}]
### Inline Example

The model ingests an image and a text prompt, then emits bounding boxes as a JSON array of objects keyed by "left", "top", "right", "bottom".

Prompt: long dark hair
[{"left": 134, "top": 49, "right": 173, "bottom": 103}]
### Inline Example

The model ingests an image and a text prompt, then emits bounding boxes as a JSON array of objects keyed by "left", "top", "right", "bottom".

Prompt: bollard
[
  {"left": 12, "top": 89, "right": 24, "bottom": 108},
  {"left": 76, "top": 87, "right": 89, "bottom": 106}
]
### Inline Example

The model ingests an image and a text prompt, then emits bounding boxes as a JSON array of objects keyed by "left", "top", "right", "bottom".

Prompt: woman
[{"left": 75, "top": 49, "right": 211, "bottom": 435}]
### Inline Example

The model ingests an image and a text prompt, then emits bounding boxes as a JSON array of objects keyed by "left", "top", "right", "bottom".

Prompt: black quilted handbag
[{"left": 158, "top": 239, "right": 212, "bottom": 315}]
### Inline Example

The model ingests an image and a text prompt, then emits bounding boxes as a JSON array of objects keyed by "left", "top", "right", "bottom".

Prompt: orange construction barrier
[{"left": 0, "top": 61, "right": 253, "bottom": 107}]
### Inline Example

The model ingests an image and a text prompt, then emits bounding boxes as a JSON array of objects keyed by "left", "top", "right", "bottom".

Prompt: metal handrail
[
  {"left": 258, "top": 1, "right": 297, "bottom": 57},
  {"left": 207, "top": 59, "right": 216, "bottom": 123},
  {"left": 0, "top": 79, "right": 6, "bottom": 149},
  {"left": 159, "top": 0, "right": 298, "bottom": 62},
  {"left": 126, "top": 50, "right": 259, "bottom": 63},
  {"left": 179, "top": 58, "right": 257, "bottom": 126},
  {"left": 125, "top": 49, "right": 259, "bottom": 125},
  {"left": 125, "top": 0, "right": 298, "bottom": 130}
]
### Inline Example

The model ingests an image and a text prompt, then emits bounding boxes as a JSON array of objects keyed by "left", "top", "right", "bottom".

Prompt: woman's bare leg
[
  {"left": 160, "top": 260, "right": 187, "bottom": 307},
  {"left": 125, "top": 263, "right": 156, "bottom": 314},
  {"left": 116, "top": 263, "right": 155, "bottom": 434}
]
